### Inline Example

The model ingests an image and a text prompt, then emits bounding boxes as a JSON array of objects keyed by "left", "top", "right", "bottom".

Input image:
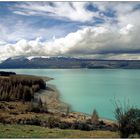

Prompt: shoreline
[
  {"left": 39, "top": 77, "right": 116, "bottom": 124},
  {"left": 37, "top": 83, "right": 69, "bottom": 114}
]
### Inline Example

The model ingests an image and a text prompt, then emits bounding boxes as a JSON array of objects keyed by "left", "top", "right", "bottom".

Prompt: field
[{"left": 0, "top": 124, "right": 119, "bottom": 138}]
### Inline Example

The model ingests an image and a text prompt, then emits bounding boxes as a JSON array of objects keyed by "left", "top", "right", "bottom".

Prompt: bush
[
  {"left": 46, "top": 116, "right": 60, "bottom": 128},
  {"left": 71, "top": 122, "right": 91, "bottom": 131},
  {"left": 115, "top": 106, "right": 140, "bottom": 138},
  {"left": 0, "top": 71, "right": 16, "bottom": 76},
  {"left": 18, "top": 117, "right": 41, "bottom": 126},
  {"left": 59, "top": 122, "right": 71, "bottom": 129}
]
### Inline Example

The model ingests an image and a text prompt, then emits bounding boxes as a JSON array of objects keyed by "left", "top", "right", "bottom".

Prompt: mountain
[
  {"left": 0, "top": 56, "right": 140, "bottom": 69},
  {"left": 0, "top": 57, "right": 30, "bottom": 68}
]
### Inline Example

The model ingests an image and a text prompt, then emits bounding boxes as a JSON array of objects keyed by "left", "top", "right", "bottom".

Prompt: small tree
[{"left": 91, "top": 109, "right": 99, "bottom": 124}]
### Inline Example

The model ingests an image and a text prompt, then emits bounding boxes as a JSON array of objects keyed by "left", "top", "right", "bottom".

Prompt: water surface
[{"left": 2, "top": 69, "right": 140, "bottom": 120}]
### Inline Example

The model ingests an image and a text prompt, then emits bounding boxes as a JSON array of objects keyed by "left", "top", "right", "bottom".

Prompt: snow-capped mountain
[{"left": 0, "top": 56, "right": 140, "bottom": 69}]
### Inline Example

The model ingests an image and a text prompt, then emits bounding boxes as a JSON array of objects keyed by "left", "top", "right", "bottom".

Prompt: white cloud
[
  {"left": 0, "top": 2, "right": 140, "bottom": 60},
  {"left": 120, "top": 24, "right": 134, "bottom": 35},
  {"left": 12, "top": 2, "right": 98, "bottom": 22},
  {"left": 10, "top": 2, "right": 140, "bottom": 29},
  {"left": 0, "top": 16, "right": 69, "bottom": 43},
  {"left": 0, "top": 40, "right": 7, "bottom": 46},
  {"left": 1, "top": 23, "right": 140, "bottom": 60}
]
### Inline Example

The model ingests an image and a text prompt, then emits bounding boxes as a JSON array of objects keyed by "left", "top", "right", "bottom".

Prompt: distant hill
[{"left": 0, "top": 56, "right": 140, "bottom": 69}]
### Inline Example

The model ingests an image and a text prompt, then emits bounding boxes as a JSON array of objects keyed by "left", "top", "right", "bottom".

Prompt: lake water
[{"left": 2, "top": 69, "right": 140, "bottom": 120}]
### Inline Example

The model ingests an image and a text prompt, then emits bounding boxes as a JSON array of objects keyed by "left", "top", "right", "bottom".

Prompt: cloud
[
  {"left": 120, "top": 24, "right": 134, "bottom": 34},
  {"left": 1, "top": 23, "right": 140, "bottom": 60},
  {"left": 0, "top": 40, "right": 7, "bottom": 46},
  {"left": 10, "top": 2, "right": 140, "bottom": 29},
  {"left": 0, "top": 2, "right": 140, "bottom": 60},
  {"left": 0, "top": 15, "right": 71, "bottom": 43},
  {"left": 11, "top": 2, "right": 98, "bottom": 22}
]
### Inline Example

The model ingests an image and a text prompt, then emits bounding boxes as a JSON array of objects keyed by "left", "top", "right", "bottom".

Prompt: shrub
[
  {"left": 59, "top": 122, "right": 71, "bottom": 129},
  {"left": 18, "top": 117, "right": 41, "bottom": 126},
  {"left": 115, "top": 105, "right": 140, "bottom": 138},
  {"left": 46, "top": 116, "right": 60, "bottom": 128},
  {"left": 71, "top": 122, "right": 91, "bottom": 131},
  {"left": 0, "top": 71, "right": 16, "bottom": 76}
]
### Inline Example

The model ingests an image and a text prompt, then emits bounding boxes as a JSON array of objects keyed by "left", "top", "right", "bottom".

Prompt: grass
[{"left": 0, "top": 123, "right": 119, "bottom": 138}]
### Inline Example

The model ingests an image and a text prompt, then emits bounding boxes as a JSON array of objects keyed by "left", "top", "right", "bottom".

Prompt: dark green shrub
[
  {"left": 71, "top": 122, "right": 91, "bottom": 131},
  {"left": 0, "top": 71, "right": 16, "bottom": 76},
  {"left": 59, "top": 122, "right": 71, "bottom": 129}
]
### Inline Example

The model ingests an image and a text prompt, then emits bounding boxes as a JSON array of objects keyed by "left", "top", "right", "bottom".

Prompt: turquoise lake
[{"left": 2, "top": 69, "right": 140, "bottom": 120}]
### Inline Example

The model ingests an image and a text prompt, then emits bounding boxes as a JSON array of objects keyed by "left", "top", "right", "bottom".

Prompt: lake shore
[
  {"left": 39, "top": 77, "right": 116, "bottom": 125},
  {"left": 37, "top": 84, "right": 69, "bottom": 114}
]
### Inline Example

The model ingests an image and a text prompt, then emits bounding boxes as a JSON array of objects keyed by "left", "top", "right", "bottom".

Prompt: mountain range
[{"left": 0, "top": 56, "right": 140, "bottom": 69}]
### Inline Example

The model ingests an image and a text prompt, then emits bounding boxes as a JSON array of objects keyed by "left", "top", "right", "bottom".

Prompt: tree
[
  {"left": 23, "top": 86, "right": 32, "bottom": 101},
  {"left": 91, "top": 109, "right": 99, "bottom": 124},
  {"left": 0, "top": 75, "right": 46, "bottom": 101}
]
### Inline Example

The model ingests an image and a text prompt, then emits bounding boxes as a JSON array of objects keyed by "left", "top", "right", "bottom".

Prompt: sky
[{"left": 0, "top": 1, "right": 140, "bottom": 60}]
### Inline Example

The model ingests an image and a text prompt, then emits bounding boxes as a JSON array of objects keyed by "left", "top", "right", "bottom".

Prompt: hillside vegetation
[{"left": 0, "top": 74, "right": 46, "bottom": 101}]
